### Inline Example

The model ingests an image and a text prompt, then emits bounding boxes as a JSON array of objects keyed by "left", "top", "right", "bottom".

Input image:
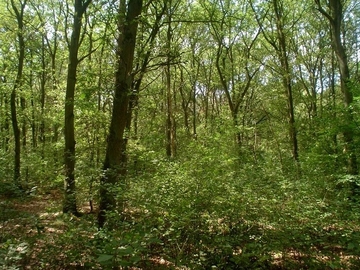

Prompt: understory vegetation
[{"left": 1, "top": 135, "right": 360, "bottom": 269}]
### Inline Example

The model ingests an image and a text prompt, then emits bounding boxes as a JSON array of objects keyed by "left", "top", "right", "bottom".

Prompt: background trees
[
  {"left": 1, "top": 0, "right": 360, "bottom": 268},
  {"left": 316, "top": 0, "right": 358, "bottom": 177}
]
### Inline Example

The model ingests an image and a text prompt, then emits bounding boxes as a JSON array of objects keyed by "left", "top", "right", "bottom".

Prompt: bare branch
[{"left": 78, "top": 47, "right": 98, "bottom": 63}]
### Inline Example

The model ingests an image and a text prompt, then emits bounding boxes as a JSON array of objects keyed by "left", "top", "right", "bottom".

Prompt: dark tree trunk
[
  {"left": 63, "top": 0, "right": 92, "bottom": 215},
  {"left": 165, "top": 2, "right": 176, "bottom": 159},
  {"left": 121, "top": 2, "right": 167, "bottom": 164},
  {"left": 316, "top": 0, "right": 358, "bottom": 175},
  {"left": 10, "top": 0, "right": 27, "bottom": 186},
  {"left": 98, "top": 0, "right": 143, "bottom": 228}
]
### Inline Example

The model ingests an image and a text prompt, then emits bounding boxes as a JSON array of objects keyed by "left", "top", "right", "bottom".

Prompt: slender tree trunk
[
  {"left": 179, "top": 68, "right": 190, "bottom": 135},
  {"left": 251, "top": 0, "right": 299, "bottom": 163},
  {"left": 328, "top": 50, "right": 339, "bottom": 162},
  {"left": 49, "top": 17, "right": 60, "bottom": 163},
  {"left": 203, "top": 65, "right": 213, "bottom": 128},
  {"left": 215, "top": 45, "right": 238, "bottom": 145},
  {"left": 63, "top": 0, "right": 92, "bottom": 215},
  {"left": 3, "top": 86, "right": 10, "bottom": 152},
  {"left": 165, "top": 3, "right": 176, "bottom": 158},
  {"left": 165, "top": 66, "right": 176, "bottom": 158},
  {"left": 27, "top": 51, "right": 36, "bottom": 149},
  {"left": 21, "top": 97, "right": 26, "bottom": 148},
  {"left": 273, "top": 0, "right": 299, "bottom": 163},
  {"left": 10, "top": 0, "right": 27, "bottom": 186},
  {"left": 192, "top": 75, "right": 197, "bottom": 139},
  {"left": 191, "top": 54, "right": 200, "bottom": 139},
  {"left": 98, "top": 0, "right": 143, "bottom": 228},
  {"left": 34, "top": 1, "right": 60, "bottom": 115},
  {"left": 39, "top": 36, "right": 46, "bottom": 156}
]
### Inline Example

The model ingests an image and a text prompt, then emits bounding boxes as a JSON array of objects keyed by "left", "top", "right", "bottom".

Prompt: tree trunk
[
  {"left": 316, "top": 0, "right": 358, "bottom": 175},
  {"left": 3, "top": 92, "right": 10, "bottom": 152},
  {"left": 10, "top": 0, "right": 27, "bottom": 186},
  {"left": 39, "top": 35, "right": 46, "bottom": 156},
  {"left": 165, "top": 67, "right": 176, "bottom": 158},
  {"left": 63, "top": 0, "right": 92, "bottom": 215},
  {"left": 273, "top": 0, "right": 299, "bottom": 163},
  {"left": 191, "top": 52, "right": 200, "bottom": 139},
  {"left": 192, "top": 70, "right": 197, "bottom": 139},
  {"left": 98, "top": 0, "right": 143, "bottom": 228},
  {"left": 179, "top": 68, "right": 191, "bottom": 135},
  {"left": 165, "top": 3, "right": 176, "bottom": 159},
  {"left": 121, "top": 1, "right": 166, "bottom": 164}
]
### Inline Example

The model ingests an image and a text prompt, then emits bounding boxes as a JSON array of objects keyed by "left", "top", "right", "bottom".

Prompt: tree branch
[{"left": 314, "top": 0, "right": 334, "bottom": 23}]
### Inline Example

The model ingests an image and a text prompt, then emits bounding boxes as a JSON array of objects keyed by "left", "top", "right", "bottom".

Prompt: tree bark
[
  {"left": 165, "top": 1, "right": 176, "bottom": 158},
  {"left": 10, "top": 0, "right": 27, "bottom": 186},
  {"left": 39, "top": 35, "right": 46, "bottom": 156},
  {"left": 121, "top": 1, "right": 167, "bottom": 162},
  {"left": 63, "top": 0, "right": 92, "bottom": 215},
  {"left": 98, "top": 0, "right": 143, "bottom": 228}
]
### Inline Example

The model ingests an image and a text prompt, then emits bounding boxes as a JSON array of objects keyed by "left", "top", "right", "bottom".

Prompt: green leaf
[
  {"left": 97, "top": 254, "right": 113, "bottom": 262},
  {"left": 347, "top": 242, "right": 357, "bottom": 250}
]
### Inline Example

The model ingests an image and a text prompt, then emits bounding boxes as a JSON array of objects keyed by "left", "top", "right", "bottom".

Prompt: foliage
[{"left": 1, "top": 0, "right": 360, "bottom": 268}]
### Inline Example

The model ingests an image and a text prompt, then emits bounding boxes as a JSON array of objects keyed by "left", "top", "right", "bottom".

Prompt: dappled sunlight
[{"left": 1, "top": 0, "right": 360, "bottom": 268}]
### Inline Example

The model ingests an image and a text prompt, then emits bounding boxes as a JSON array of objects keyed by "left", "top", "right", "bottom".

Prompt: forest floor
[
  {"left": 1, "top": 189, "right": 360, "bottom": 269},
  {"left": 0, "top": 190, "right": 94, "bottom": 269},
  {"left": 0, "top": 190, "right": 182, "bottom": 269}
]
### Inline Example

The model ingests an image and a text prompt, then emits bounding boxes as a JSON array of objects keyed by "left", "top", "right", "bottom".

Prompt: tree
[
  {"left": 251, "top": 0, "right": 300, "bottom": 163},
  {"left": 206, "top": 0, "right": 260, "bottom": 150},
  {"left": 315, "top": 0, "right": 358, "bottom": 176},
  {"left": 9, "top": 0, "right": 27, "bottom": 186},
  {"left": 123, "top": 0, "right": 168, "bottom": 162},
  {"left": 164, "top": 0, "right": 178, "bottom": 158},
  {"left": 32, "top": 0, "right": 62, "bottom": 156},
  {"left": 63, "top": 0, "right": 92, "bottom": 215},
  {"left": 98, "top": 0, "right": 143, "bottom": 228}
]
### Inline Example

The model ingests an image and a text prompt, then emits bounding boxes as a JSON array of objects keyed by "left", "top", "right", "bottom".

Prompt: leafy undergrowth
[
  {"left": 1, "top": 177, "right": 360, "bottom": 270},
  {"left": 1, "top": 144, "right": 360, "bottom": 269}
]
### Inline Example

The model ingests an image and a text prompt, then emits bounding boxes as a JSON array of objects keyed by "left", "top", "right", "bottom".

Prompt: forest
[{"left": 1, "top": 0, "right": 360, "bottom": 269}]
